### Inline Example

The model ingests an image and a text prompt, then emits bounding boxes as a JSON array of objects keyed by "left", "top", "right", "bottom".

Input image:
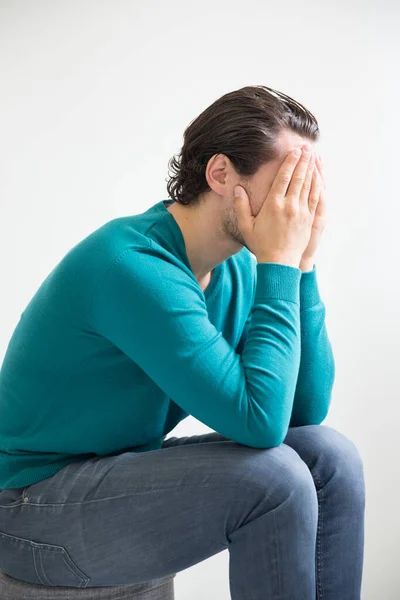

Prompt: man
[{"left": 0, "top": 85, "right": 365, "bottom": 598}]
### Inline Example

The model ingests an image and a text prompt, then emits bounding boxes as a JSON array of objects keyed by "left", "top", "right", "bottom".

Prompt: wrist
[
  {"left": 299, "top": 257, "right": 315, "bottom": 272},
  {"left": 256, "top": 254, "right": 300, "bottom": 269}
]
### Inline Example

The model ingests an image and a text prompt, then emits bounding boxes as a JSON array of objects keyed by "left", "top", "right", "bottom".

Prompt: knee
[
  {"left": 242, "top": 444, "right": 318, "bottom": 518},
  {"left": 303, "top": 425, "right": 365, "bottom": 504}
]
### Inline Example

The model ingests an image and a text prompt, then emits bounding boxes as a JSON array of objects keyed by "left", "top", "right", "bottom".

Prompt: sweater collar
[{"left": 148, "top": 199, "right": 224, "bottom": 300}]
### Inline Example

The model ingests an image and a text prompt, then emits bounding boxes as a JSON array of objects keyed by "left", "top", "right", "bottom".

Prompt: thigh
[{"left": 0, "top": 434, "right": 296, "bottom": 587}]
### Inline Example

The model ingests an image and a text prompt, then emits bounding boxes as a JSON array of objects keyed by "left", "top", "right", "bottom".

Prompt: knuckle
[
  {"left": 285, "top": 203, "right": 298, "bottom": 218},
  {"left": 299, "top": 205, "right": 311, "bottom": 218},
  {"left": 280, "top": 173, "right": 291, "bottom": 186},
  {"left": 270, "top": 197, "right": 281, "bottom": 208},
  {"left": 292, "top": 174, "right": 304, "bottom": 186}
]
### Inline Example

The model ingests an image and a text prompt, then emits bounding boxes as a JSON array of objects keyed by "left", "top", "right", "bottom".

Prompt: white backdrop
[{"left": 0, "top": 1, "right": 398, "bottom": 598}]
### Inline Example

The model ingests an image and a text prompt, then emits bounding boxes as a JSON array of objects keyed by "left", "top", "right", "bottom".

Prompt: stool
[{"left": 0, "top": 569, "right": 175, "bottom": 599}]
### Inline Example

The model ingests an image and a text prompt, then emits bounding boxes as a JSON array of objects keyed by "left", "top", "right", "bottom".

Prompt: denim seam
[
  {"left": 32, "top": 546, "right": 48, "bottom": 586},
  {"left": 55, "top": 547, "right": 89, "bottom": 586},
  {"left": 272, "top": 507, "right": 281, "bottom": 599},
  {"left": 0, "top": 482, "right": 268, "bottom": 508},
  {"left": 313, "top": 472, "right": 324, "bottom": 600}
]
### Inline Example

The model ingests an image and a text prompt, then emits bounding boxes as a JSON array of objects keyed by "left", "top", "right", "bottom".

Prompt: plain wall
[{"left": 0, "top": 0, "right": 398, "bottom": 597}]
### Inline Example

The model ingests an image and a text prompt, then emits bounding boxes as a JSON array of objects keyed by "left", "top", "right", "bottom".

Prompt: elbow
[
  {"left": 253, "top": 426, "right": 287, "bottom": 449},
  {"left": 247, "top": 407, "right": 291, "bottom": 449},
  {"left": 264, "top": 435, "right": 285, "bottom": 449},
  {"left": 265, "top": 428, "right": 287, "bottom": 448}
]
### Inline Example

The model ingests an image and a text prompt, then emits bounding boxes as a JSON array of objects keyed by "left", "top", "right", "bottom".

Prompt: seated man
[{"left": 0, "top": 84, "right": 365, "bottom": 598}]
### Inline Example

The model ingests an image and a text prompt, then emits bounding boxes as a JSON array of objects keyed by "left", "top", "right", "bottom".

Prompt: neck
[{"left": 166, "top": 195, "right": 241, "bottom": 281}]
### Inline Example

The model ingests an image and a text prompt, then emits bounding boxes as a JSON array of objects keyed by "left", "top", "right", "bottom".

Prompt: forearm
[
  {"left": 290, "top": 310, "right": 335, "bottom": 426},
  {"left": 290, "top": 262, "right": 335, "bottom": 426}
]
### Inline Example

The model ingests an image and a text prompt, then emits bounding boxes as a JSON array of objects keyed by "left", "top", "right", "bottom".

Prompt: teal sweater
[{"left": 0, "top": 199, "right": 335, "bottom": 489}]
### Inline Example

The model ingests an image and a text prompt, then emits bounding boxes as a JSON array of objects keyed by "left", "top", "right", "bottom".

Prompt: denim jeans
[{"left": 0, "top": 424, "right": 365, "bottom": 599}]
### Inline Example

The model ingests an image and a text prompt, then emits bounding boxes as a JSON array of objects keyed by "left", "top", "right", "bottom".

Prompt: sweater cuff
[
  {"left": 255, "top": 262, "right": 301, "bottom": 305},
  {"left": 300, "top": 264, "right": 322, "bottom": 309}
]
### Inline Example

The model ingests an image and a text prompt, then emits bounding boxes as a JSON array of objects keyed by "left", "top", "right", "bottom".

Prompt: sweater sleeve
[
  {"left": 289, "top": 264, "right": 335, "bottom": 426},
  {"left": 235, "top": 310, "right": 252, "bottom": 356},
  {"left": 90, "top": 248, "right": 302, "bottom": 448},
  {"left": 236, "top": 264, "right": 335, "bottom": 427}
]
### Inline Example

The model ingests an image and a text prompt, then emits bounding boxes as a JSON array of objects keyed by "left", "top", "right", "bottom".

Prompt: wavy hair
[{"left": 166, "top": 85, "right": 320, "bottom": 205}]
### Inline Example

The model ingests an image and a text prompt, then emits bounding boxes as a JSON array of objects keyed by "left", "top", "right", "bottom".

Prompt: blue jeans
[{"left": 0, "top": 424, "right": 365, "bottom": 599}]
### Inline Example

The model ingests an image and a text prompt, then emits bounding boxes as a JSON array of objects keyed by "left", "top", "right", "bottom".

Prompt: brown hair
[{"left": 166, "top": 85, "right": 320, "bottom": 205}]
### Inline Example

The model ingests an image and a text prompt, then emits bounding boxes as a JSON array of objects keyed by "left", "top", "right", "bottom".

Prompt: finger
[
  {"left": 299, "top": 154, "right": 316, "bottom": 208},
  {"left": 316, "top": 154, "right": 324, "bottom": 182},
  {"left": 267, "top": 147, "right": 306, "bottom": 200},
  {"left": 315, "top": 173, "right": 327, "bottom": 218},
  {"left": 308, "top": 165, "right": 322, "bottom": 215},
  {"left": 315, "top": 163, "right": 324, "bottom": 194},
  {"left": 233, "top": 185, "right": 254, "bottom": 235},
  {"left": 286, "top": 146, "right": 313, "bottom": 203}
]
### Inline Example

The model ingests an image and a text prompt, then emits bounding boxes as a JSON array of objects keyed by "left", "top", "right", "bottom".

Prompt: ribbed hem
[
  {"left": 300, "top": 264, "right": 322, "bottom": 309},
  {"left": 255, "top": 262, "right": 301, "bottom": 304}
]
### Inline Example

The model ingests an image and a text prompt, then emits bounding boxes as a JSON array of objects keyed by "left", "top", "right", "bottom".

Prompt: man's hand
[{"left": 300, "top": 153, "right": 327, "bottom": 270}]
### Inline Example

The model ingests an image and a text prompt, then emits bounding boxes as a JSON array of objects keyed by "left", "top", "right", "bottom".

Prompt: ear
[{"left": 205, "top": 154, "right": 236, "bottom": 197}]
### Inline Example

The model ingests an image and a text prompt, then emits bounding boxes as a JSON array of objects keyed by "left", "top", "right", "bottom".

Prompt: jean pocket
[{"left": 0, "top": 530, "right": 90, "bottom": 588}]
